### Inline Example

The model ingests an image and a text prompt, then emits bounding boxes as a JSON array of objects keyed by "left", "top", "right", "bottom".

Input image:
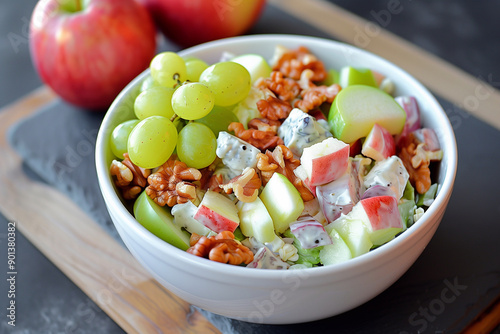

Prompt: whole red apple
[
  {"left": 30, "top": 0, "right": 157, "bottom": 110},
  {"left": 139, "top": 0, "right": 266, "bottom": 47}
]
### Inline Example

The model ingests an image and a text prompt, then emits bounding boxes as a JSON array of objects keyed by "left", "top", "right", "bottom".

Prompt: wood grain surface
[
  {"left": 269, "top": 0, "right": 500, "bottom": 131},
  {"left": 0, "top": 86, "right": 220, "bottom": 334}
]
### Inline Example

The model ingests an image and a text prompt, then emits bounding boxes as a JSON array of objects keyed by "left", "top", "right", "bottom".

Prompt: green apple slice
[
  {"left": 327, "top": 217, "right": 373, "bottom": 258},
  {"left": 319, "top": 228, "right": 353, "bottom": 265},
  {"left": 231, "top": 53, "right": 272, "bottom": 84},
  {"left": 260, "top": 173, "right": 304, "bottom": 234},
  {"left": 338, "top": 66, "right": 377, "bottom": 88},
  {"left": 328, "top": 85, "right": 406, "bottom": 143},
  {"left": 133, "top": 191, "right": 191, "bottom": 250},
  {"left": 171, "top": 202, "right": 216, "bottom": 237},
  {"left": 322, "top": 68, "right": 340, "bottom": 86},
  {"left": 237, "top": 197, "right": 276, "bottom": 243}
]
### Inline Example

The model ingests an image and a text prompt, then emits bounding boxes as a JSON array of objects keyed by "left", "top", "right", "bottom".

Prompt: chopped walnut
[
  {"left": 256, "top": 145, "right": 314, "bottom": 201},
  {"left": 248, "top": 118, "right": 281, "bottom": 133},
  {"left": 110, "top": 154, "right": 150, "bottom": 200},
  {"left": 398, "top": 139, "right": 431, "bottom": 194},
  {"left": 198, "top": 160, "right": 224, "bottom": 193},
  {"left": 187, "top": 232, "right": 254, "bottom": 265},
  {"left": 256, "top": 96, "right": 293, "bottom": 121},
  {"left": 121, "top": 153, "right": 150, "bottom": 188},
  {"left": 146, "top": 157, "right": 202, "bottom": 206},
  {"left": 279, "top": 243, "right": 299, "bottom": 262},
  {"left": 220, "top": 167, "right": 262, "bottom": 202},
  {"left": 411, "top": 143, "right": 443, "bottom": 169},
  {"left": 110, "top": 160, "right": 133, "bottom": 187},
  {"left": 297, "top": 69, "right": 316, "bottom": 90},
  {"left": 256, "top": 71, "right": 300, "bottom": 102},
  {"left": 272, "top": 46, "right": 327, "bottom": 82},
  {"left": 294, "top": 83, "right": 341, "bottom": 113},
  {"left": 228, "top": 122, "right": 284, "bottom": 151}
]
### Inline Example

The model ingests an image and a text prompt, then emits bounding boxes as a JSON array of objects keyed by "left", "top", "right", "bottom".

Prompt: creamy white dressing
[{"left": 363, "top": 156, "right": 409, "bottom": 200}]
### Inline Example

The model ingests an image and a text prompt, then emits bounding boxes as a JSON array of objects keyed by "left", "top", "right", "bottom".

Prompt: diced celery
[{"left": 416, "top": 183, "right": 438, "bottom": 207}]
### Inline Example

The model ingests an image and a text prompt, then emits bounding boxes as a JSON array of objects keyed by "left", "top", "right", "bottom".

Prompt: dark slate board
[
  {"left": 6, "top": 1, "right": 500, "bottom": 333},
  {"left": 8, "top": 84, "right": 500, "bottom": 334}
]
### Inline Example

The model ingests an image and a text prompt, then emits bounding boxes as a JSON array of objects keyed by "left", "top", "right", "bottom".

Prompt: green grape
[
  {"left": 150, "top": 52, "right": 187, "bottom": 88},
  {"left": 134, "top": 86, "right": 175, "bottom": 120},
  {"left": 196, "top": 105, "right": 239, "bottom": 136},
  {"left": 176, "top": 122, "right": 216, "bottom": 169},
  {"left": 110, "top": 119, "right": 140, "bottom": 158},
  {"left": 184, "top": 57, "right": 209, "bottom": 82},
  {"left": 140, "top": 75, "right": 160, "bottom": 92},
  {"left": 171, "top": 82, "right": 215, "bottom": 120},
  {"left": 199, "top": 61, "right": 251, "bottom": 107},
  {"left": 127, "top": 116, "right": 178, "bottom": 169}
]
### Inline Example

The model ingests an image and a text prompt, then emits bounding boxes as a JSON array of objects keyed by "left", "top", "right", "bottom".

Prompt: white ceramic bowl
[{"left": 96, "top": 34, "right": 457, "bottom": 324}]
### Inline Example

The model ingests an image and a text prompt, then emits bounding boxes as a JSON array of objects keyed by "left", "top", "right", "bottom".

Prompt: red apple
[
  {"left": 138, "top": 0, "right": 266, "bottom": 47},
  {"left": 349, "top": 138, "right": 362, "bottom": 157},
  {"left": 361, "top": 123, "right": 396, "bottom": 161},
  {"left": 30, "top": 0, "right": 157, "bottom": 110},
  {"left": 361, "top": 185, "right": 395, "bottom": 200},
  {"left": 194, "top": 190, "right": 240, "bottom": 233},
  {"left": 395, "top": 96, "right": 421, "bottom": 145},
  {"left": 290, "top": 219, "right": 332, "bottom": 249},
  {"left": 300, "top": 137, "right": 350, "bottom": 186},
  {"left": 309, "top": 109, "right": 327, "bottom": 122},
  {"left": 350, "top": 195, "right": 403, "bottom": 245},
  {"left": 412, "top": 128, "right": 441, "bottom": 151},
  {"left": 371, "top": 70, "right": 386, "bottom": 87}
]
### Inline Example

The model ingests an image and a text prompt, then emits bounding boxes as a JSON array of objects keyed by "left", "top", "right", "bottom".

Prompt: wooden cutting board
[{"left": 0, "top": 87, "right": 220, "bottom": 334}]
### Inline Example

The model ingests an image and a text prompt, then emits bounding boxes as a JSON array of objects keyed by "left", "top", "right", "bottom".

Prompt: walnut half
[
  {"left": 146, "top": 157, "right": 202, "bottom": 206},
  {"left": 110, "top": 154, "right": 150, "bottom": 200}
]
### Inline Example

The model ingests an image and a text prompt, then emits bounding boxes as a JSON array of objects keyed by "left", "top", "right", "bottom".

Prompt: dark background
[{"left": 1, "top": 0, "right": 499, "bottom": 333}]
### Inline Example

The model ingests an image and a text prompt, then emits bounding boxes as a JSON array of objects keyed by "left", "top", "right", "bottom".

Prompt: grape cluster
[{"left": 110, "top": 51, "right": 251, "bottom": 170}]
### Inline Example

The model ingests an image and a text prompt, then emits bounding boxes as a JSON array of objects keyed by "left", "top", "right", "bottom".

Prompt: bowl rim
[{"left": 96, "top": 34, "right": 458, "bottom": 281}]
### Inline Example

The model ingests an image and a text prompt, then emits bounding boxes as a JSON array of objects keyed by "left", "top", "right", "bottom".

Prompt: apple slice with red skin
[
  {"left": 395, "top": 96, "right": 421, "bottom": 145},
  {"left": 194, "top": 190, "right": 240, "bottom": 233},
  {"left": 300, "top": 137, "right": 350, "bottom": 186},
  {"left": 290, "top": 219, "right": 332, "bottom": 249},
  {"left": 371, "top": 70, "right": 386, "bottom": 87},
  {"left": 361, "top": 123, "right": 396, "bottom": 161},
  {"left": 412, "top": 128, "right": 441, "bottom": 151},
  {"left": 349, "top": 139, "right": 363, "bottom": 157},
  {"left": 361, "top": 185, "right": 395, "bottom": 200},
  {"left": 309, "top": 109, "right": 328, "bottom": 122},
  {"left": 349, "top": 195, "right": 404, "bottom": 246}
]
